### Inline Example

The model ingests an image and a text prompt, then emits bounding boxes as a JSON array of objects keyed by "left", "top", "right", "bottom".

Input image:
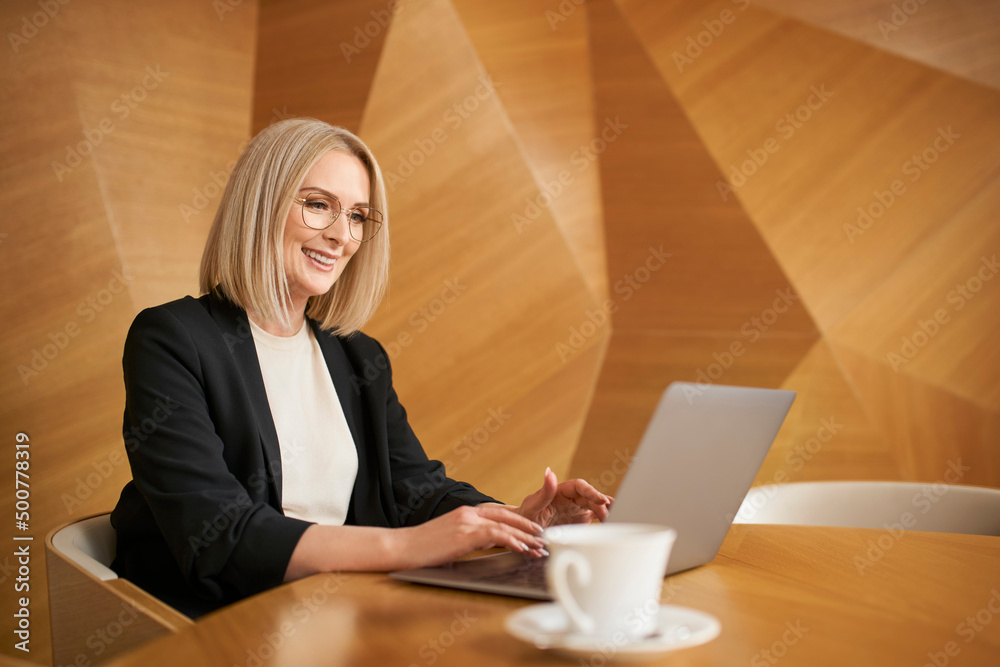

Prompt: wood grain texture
[
  {"left": 756, "top": 0, "right": 1000, "bottom": 90},
  {"left": 753, "top": 339, "right": 902, "bottom": 486},
  {"left": 101, "top": 525, "right": 1000, "bottom": 666},
  {"left": 614, "top": 0, "right": 1000, "bottom": 485},
  {"left": 7, "top": 0, "right": 999, "bottom": 662},
  {"left": 572, "top": 330, "right": 817, "bottom": 494},
  {"left": 253, "top": 0, "right": 394, "bottom": 134},
  {"left": 832, "top": 342, "right": 1000, "bottom": 486},
  {"left": 357, "top": 0, "right": 606, "bottom": 502},
  {"left": 0, "top": 0, "right": 257, "bottom": 663},
  {"left": 452, "top": 0, "right": 608, "bottom": 300},
  {"left": 570, "top": 0, "right": 821, "bottom": 488},
  {"left": 46, "top": 522, "right": 192, "bottom": 667}
]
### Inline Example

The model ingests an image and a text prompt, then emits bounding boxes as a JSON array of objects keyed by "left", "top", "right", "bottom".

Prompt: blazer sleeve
[
  {"left": 119, "top": 306, "right": 311, "bottom": 602},
  {"left": 371, "top": 339, "right": 499, "bottom": 525}
]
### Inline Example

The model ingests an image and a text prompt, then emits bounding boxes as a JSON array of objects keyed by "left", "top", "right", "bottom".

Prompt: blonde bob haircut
[{"left": 200, "top": 118, "right": 389, "bottom": 336}]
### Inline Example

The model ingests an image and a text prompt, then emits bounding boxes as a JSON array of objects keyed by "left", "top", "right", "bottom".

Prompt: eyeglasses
[{"left": 293, "top": 193, "right": 383, "bottom": 243}]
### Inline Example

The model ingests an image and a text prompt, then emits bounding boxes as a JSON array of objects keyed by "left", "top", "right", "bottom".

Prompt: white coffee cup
[{"left": 544, "top": 523, "right": 676, "bottom": 641}]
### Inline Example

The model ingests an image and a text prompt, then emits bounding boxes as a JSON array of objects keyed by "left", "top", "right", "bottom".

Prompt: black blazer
[{"left": 110, "top": 293, "right": 495, "bottom": 617}]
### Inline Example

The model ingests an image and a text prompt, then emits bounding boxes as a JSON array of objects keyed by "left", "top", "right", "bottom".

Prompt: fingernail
[
  {"left": 545, "top": 466, "right": 551, "bottom": 476},
  {"left": 539, "top": 548, "right": 549, "bottom": 557},
  {"left": 518, "top": 541, "right": 529, "bottom": 552}
]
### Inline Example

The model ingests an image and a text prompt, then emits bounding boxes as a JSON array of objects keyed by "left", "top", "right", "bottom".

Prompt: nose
[{"left": 323, "top": 213, "right": 351, "bottom": 245}]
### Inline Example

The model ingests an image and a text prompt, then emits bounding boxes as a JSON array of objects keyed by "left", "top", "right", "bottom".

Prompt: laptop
[{"left": 389, "top": 382, "right": 796, "bottom": 599}]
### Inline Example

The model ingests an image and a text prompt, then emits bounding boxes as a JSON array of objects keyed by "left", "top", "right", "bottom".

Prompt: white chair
[
  {"left": 733, "top": 481, "right": 1000, "bottom": 536},
  {"left": 46, "top": 513, "right": 193, "bottom": 666}
]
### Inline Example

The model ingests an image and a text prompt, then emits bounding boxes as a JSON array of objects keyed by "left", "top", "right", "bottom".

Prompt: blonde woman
[{"left": 111, "top": 119, "right": 611, "bottom": 617}]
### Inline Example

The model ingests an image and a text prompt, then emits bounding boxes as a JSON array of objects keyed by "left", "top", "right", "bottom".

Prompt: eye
[
  {"left": 304, "top": 197, "right": 332, "bottom": 213},
  {"left": 347, "top": 208, "right": 369, "bottom": 224}
]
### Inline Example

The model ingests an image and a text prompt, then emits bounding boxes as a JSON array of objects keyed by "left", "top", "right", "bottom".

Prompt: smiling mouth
[{"left": 303, "top": 248, "right": 339, "bottom": 268}]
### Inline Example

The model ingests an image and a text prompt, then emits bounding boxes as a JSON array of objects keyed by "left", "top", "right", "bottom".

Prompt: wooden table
[{"left": 105, "top": 525, "right": 1000, "bottom": 666}]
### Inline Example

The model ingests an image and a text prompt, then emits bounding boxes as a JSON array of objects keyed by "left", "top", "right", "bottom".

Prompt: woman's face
[{"left": 283, "top": 150, "right": 368, "bottom": 313}]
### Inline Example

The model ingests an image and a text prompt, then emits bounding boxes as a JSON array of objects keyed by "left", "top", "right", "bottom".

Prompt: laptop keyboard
[{"left": 470, "top": 555, "right": 549, "bottom": 590}]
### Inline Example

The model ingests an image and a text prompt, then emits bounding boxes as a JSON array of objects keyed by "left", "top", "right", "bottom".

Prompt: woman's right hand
[{"left": 391, "top": 504, "right": 546, "bottom": 570}]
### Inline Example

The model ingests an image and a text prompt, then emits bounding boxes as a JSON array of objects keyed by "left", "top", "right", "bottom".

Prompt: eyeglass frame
[{"left": 292, "top": 192, "right": 384, "bottom": 243}]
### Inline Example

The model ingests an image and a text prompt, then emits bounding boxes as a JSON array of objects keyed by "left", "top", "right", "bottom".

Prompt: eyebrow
[{"left": 299, "top": 186, "right": 369, "bottom": 207}]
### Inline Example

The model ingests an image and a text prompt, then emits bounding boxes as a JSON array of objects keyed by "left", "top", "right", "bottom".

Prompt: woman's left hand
[{"left": 513, "top": 468, "right": 613, "bottom": 528}]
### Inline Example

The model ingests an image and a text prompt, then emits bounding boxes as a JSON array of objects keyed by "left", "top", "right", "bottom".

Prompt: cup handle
[{"left": 549, "top": 551, "right": 594, "bottom": 635}]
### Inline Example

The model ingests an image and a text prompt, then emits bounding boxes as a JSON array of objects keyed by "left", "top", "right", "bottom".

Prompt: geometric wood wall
[
  {"left": 1, "top": 0, "right": 997, "bottom": 662},
  {"left": 0, "top": 1, "right": 256, "bottom": 662}
]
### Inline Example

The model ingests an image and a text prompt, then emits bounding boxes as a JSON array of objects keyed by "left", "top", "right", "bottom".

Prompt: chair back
[
  {"left": 734, "top": 481, "right": 1000, "bottom": 536},
  {"left": 46, "top": 513, "right": 193, "bottom": 666},
  {"left": 50, "top": 513, "right": 118, "bottom": 580}
]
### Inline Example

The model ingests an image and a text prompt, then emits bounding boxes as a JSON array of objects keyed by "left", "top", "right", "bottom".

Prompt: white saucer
[{"left": 505, "top": 603, "right": 720, "bottom": 662}]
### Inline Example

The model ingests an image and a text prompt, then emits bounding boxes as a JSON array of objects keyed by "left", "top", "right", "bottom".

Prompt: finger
[
  {"left": 557, "top": 478, "right": 613, "bottom": 509},
  {"left": 476, "top": 504, "right": 545, "bottom": 536},
  {"left": 518, "top": 468, "right": 559, "bottom": 518},
  {"left": 482, "top": 522, "right": 546, "bottom": 552}
]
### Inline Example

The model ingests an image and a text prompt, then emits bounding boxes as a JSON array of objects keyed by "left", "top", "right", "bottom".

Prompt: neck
[{"left": 248, "top": 309, "right": 306, "bottom": 337}]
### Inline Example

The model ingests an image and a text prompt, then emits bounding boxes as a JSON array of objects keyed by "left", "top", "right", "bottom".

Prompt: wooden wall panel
[
  {"left": 356, "top": 0, "right": 605, "bottom": 499},
  {"left": 0, "top": 8, "right": 133, "bottom": 663},
  {"left": 254, "top": 0, "right": 394, "bottom": 134},
  {"left": 753, "top": 340, "right": 901, "bottom": 486},
  {"left": 615, "top": 0, "right": 1000, "bottom": 485},
  {"left": 756, "top": 0, "right": 1000, "bottom": 90},
  {"left": 573, "top": 332, "right": 818, "bottom": 494},
  {"left": 569, "top": 0, "right": 821, "bottom": 487},
  {"left": 833, "top": 344, "right": 1000, "bottom": 486},
  {"left": 0, "top": 1, "right": 257, "bottom": 663},
  {"left": 828, "top": 176, "right": 1000, "bottom": 413},
  {"left": 4, "top": 0, "right": 996, "bottom": 662},
  {"left": 62, "top": 2, "right": 258, "bottom": 309},
  {"left": 452, "top": 0, "right": 608, "bottom": 301},
  {"left": 586, "top": 0, "right": 817, "bottom": 337}
]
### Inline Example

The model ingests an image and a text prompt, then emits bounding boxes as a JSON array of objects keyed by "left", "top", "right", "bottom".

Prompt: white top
[{"left": 249, "top": 319, "right": 358, "bottom": 525}]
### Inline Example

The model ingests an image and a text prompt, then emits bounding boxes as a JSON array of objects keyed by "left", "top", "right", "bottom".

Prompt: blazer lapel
[
  {"left": 205, "top": 293, "right": 286, "bottom": 505},
  {"left": 309, "top": 321, "right": 364, "bottom": 448},
  {"left": 312, "top": 325, "right": 395, "bottom": 527}
]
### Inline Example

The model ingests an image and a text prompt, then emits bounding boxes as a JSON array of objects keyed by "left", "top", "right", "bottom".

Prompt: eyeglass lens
[{"left": 300, "top": 193, "right": 382, "bottom": 242}]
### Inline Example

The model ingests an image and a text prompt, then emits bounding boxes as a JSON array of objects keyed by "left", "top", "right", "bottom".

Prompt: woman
[{"left": 111, "top": 118, "right": 611, "bottom": 617}]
